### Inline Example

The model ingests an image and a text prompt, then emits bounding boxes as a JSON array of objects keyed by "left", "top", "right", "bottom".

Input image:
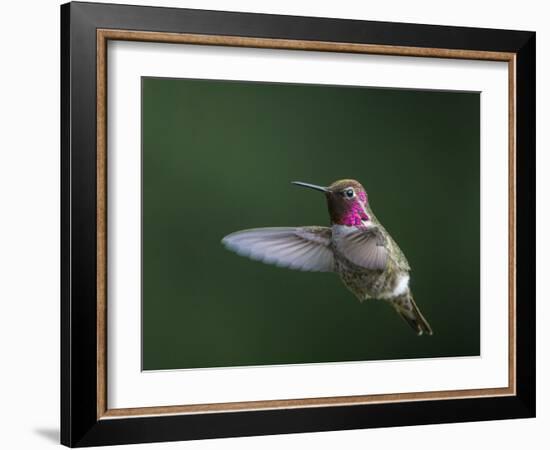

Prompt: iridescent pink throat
[{"left": 340, "top": 191, "right": 369, "bottom": 226}]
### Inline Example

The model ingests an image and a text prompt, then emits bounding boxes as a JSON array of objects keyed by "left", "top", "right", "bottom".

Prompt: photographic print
[{"left": 142, "top": 77, "right": 480, "bottom": 371}]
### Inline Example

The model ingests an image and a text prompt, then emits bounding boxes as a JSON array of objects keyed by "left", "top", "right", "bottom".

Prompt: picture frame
[{"left": 60, "top": 1, "right": 535, "bottom": 447}]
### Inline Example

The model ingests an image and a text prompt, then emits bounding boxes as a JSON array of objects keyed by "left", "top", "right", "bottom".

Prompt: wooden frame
[{"left": 62, "top": 1, "right": 535, "bottom": 447}]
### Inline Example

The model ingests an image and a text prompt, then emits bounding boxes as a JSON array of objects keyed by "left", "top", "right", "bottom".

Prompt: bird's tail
[{"left": 395, "top": 296, "right": 433, "bottom": 336}]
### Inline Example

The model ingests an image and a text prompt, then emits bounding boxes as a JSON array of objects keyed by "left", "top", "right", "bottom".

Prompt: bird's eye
[{"left": 344, "top": 189, "right": 355, "bottom": 198}]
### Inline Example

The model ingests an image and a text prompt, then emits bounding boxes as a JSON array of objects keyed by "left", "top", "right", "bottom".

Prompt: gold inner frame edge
[{"left": 96, "top": 29, "right": 517, "bottom": 420}]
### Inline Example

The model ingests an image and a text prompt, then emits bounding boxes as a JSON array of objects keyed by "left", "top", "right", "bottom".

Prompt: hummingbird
[{"left": 222, "top": 179, "right": 433, "bottom": 335}]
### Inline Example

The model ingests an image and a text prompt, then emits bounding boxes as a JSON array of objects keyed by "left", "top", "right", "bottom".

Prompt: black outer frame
[{"left": 61, "top": 1, "right": 535, "bottom": 447}]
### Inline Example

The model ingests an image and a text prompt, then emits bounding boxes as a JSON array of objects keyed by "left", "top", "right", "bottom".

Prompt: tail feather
[{"left": 395, "top": 297, "right": 433, "bottom": 336}]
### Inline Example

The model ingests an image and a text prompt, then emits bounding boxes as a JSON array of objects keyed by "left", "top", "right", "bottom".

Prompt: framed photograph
[{"left": 61, "top": 1, "right": 535, "bottom": 447}]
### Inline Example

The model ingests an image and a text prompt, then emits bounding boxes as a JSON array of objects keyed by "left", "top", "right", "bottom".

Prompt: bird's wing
[
  {"left": 335, "top": 226, "right": 388, "bottom": 271},
  {"left": 222, "top": 226, "right": 334, "bottom": 272}
]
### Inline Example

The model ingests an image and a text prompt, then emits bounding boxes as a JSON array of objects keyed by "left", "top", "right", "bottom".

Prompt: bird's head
[{"left": 292, "top": 179, "right": 370, "bottom": 226}]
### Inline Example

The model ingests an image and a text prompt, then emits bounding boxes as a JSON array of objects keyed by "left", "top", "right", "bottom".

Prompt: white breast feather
[{"left": 378, "top": 274, "right": 410, "bottom": 299}]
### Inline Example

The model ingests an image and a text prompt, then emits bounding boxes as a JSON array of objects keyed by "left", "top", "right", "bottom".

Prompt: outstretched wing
[
  {"left": 222, "top": 226, "right": 334, "bottom": 272},
  {"left": 335, "top": 226, "right": 388, "bottom": 271}
]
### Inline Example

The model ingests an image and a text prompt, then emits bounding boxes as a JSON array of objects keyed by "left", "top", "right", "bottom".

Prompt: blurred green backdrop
[{"left": 142, "top": 77, "right": 480, "bottom": 370}]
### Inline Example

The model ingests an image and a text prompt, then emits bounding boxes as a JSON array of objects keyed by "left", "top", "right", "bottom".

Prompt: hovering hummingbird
[{"left": 222, "top": 179, "right": 433, "bottom": 335}]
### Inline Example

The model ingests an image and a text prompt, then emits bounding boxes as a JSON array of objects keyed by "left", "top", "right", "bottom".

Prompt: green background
[{"left": 142, "top": 77, "right": 480, "bottom": 370}]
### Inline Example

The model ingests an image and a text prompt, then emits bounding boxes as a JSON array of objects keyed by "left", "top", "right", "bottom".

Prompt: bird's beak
[{"left": 291, "top": 181, "right": 329, "bottom": 193}]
